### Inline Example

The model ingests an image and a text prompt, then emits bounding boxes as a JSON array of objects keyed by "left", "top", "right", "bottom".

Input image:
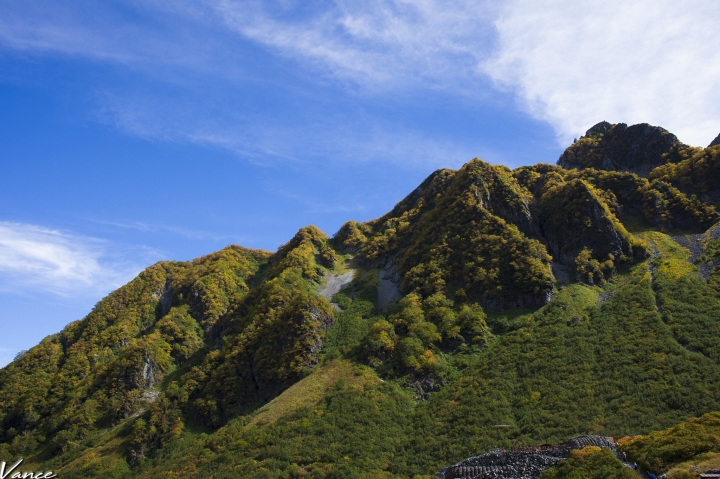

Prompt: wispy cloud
[
  {"left": 0, "top": 222, "right": 153, "bottom": 297},
  {"left": 89, "top": 218, "right": 246, "bottom": 242},
  {"left": 1, "top": 0, "right": 718, "bottom": 156},
  {"left": 212, "top": 0, "right": 497, "bottom": 92},
  {"left": 0, "top": 1, "right": 247, "bottom": 79},
  {"left": 484, "top": 0, "right": 720, "bottom": 146},
  {"left": 0, "top": 1, "right": 501, "bottom": 170},
  {"left": 95, "top": 90, "right": 481, "bottom": 169}
]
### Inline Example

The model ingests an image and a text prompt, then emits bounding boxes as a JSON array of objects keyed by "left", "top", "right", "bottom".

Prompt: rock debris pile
[
  {"left": 438, "top": 435, "right": 615, "bottom": 479},
  {"left": 439, "top": 451, "right": 567, "bottom": 479}
]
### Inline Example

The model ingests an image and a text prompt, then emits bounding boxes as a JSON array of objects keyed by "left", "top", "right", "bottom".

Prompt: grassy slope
[{"left": 68, "top": 229, "right": 719, "bottom": 479}]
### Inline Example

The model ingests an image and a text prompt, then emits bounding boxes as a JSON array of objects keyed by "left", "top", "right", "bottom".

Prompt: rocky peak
[
  {"left": 584, "top": 120, "right": 612, "bottom": 138},
  {"left": 558, "top": 121, "right": 684, "bottom": 176},
  {"left": 710, "top": 132, "right": 720, "bottom": 147}
]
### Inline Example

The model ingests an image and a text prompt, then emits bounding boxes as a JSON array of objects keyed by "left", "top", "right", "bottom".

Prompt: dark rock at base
[{"left": 438, "top": 435, "right": 615, "bottom": 479}]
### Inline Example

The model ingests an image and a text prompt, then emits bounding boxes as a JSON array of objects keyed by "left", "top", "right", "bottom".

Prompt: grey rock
[
  {"left": 316, "top": 269, "right": 354, "bottom": 301},
  {"left": 378, "top": 263, "right": 402, "bottom": 313},
  {"left": 438, "top": 435, "right": 615, "bottom": 479}
]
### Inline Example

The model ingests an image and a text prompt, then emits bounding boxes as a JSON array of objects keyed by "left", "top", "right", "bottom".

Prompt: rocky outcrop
[
  {"left": 672, "top": 223, "right": 720, "bottom": 280},
  {"left": 559, "top": 122, "right": 685, "bottom": 176},
  {"left": 457, "top": 161, "right": 537, "bottom": 238},
  {"left": 159, "top": 279, "right": 172, "bottom": 317},
  {"left": 438, "top": 436, "right": 615, "bottom": 479}
]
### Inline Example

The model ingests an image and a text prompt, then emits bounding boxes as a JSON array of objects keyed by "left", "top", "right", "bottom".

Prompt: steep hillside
[{"left": 3, "top": 122, "right": 720, "bottom": 478}]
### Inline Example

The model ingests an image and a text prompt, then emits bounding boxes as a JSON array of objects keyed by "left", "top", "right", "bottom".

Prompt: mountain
[
  {"left": 710, "top": 133, "right": 720, "bottom": 148},
  {"left": 558, "top": 121, "right": 690, "bottom": 176},
  {"left": 2, "top": 122, "right": 720, "bottom": 478}
]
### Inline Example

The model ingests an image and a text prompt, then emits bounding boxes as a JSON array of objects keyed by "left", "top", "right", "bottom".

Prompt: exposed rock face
[
  {"left": 438, "top": 435, "right": 615, "bottom": 479},
  {"left": 316, "top": 269, "right": 354, "bottom": 302},
  {"left": 710, "top": 133, "right": 720, "bottom": 148},
  {"left": 378, "top": 263, "right": 402, "bottom": 313},
  {"left": 159, "top": 279, "right": 173, "bottom": 317},
  {"left": 558, "top": 122, "right": 684, "bottom": 176},
  {"left": 456, "top": 161, "right": 537, "bottom": 238},
  {"left": 672, "top": 223, "right": 720, "bottom": 280}
]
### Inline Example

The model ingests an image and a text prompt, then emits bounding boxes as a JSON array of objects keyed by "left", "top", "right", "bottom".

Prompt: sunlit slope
[
  {"left": 33, "top": 229, "right": 720, "bottom": 479},
  {"left": 3, "top": 120, "right": 720, "bottom": 478},
  {"left": 619, "top": 411, "right": 720, "bottom": 477}
]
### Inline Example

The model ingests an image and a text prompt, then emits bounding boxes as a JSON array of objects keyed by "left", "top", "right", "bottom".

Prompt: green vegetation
[
  {"left": 650, "top": 146, "right": 720, "bottom": 202},
  {"left": 543, "top": 447, "right": 638, "bottom": 479},
  {"left": 698, "top": 236, "right": 720, "bottom": 265},
  {"left": 537, "top": 176, "right": 643, "bottom": 280},
  {"left": 5, "top": 141, "right": 720, "bottom": 478},
  {"left": 620, "top": 412, "right": 720, "bottom": 476},
  {"left": 333, "top": 221, "right": 372, "bottom": 253},
  {"left": 361, "top": 159, "right": 553, "bottom": 308},
  {"left": 557, "top": 121, "right": 699, "bottom": 176}
]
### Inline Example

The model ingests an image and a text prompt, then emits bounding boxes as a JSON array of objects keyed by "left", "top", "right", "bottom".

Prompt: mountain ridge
[{"left": 3, "top": 121, "right": 720, "bottom": 478}]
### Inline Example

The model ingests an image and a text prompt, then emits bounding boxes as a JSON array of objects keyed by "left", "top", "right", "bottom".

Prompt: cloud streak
[
  {"left": 1, "top": 0, "right": 719, "bottom": 157},
  {"left": 212, "top": 0, "right": 497, "bottom": 92},
  {"left": 0, "top": 222, "right": 151, "bottom": 298},
  {"left": 95, "top": 89, "right": 482, "bottom": 169}
]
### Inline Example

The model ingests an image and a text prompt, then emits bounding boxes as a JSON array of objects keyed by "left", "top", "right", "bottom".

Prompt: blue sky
[{"left": 1, "top": 0, "right": 719, "bottom": 366}]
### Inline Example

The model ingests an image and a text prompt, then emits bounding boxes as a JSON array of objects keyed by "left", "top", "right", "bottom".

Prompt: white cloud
[
  {"left": 0, "top": 222, "right": 149, "bottom": 297},
  {"left": 484, "top": 0, "right": 720, "bottom": 146}
]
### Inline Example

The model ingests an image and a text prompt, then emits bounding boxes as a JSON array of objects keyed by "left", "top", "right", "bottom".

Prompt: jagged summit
[
  {"left": 558, "top": 121, "right": 686, "bottom": 176},
  {"left": 710, "top": 132, "right": 720, "bottom": 147}
]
